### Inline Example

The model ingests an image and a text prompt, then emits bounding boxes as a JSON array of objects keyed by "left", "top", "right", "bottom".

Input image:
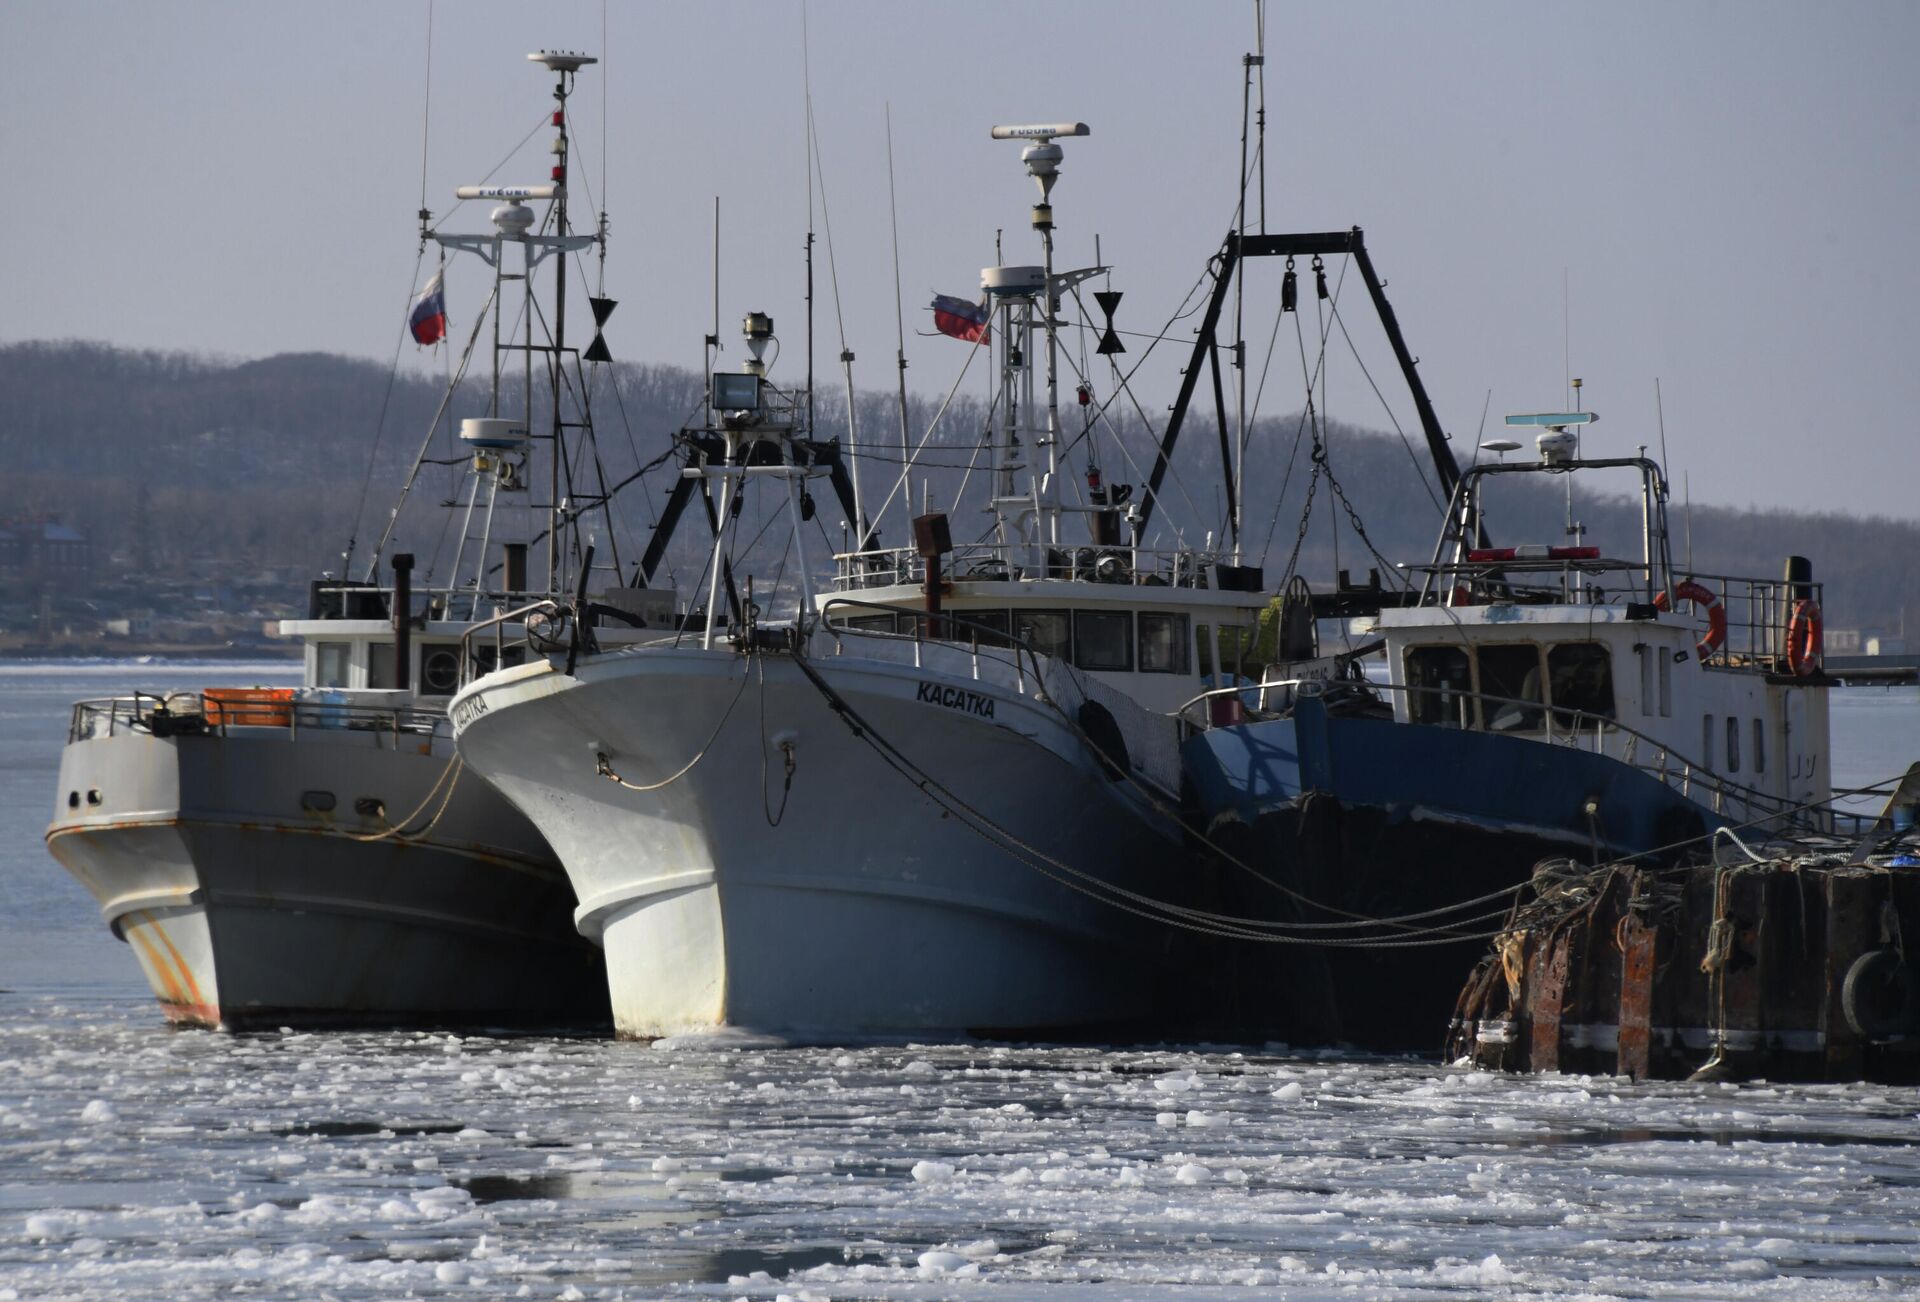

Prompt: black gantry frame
[{"left": 1137, "top": 227, "right": 1461, "bottom": 546}]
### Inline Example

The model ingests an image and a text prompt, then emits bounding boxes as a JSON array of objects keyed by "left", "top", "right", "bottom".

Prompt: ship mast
[{"left": 537, "top": 51, "right": 589, "bottom": 595}]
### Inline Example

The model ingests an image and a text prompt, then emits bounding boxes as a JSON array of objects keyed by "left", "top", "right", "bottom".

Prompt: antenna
[
  {"left": 1684, "top": 471, "right": 1694, "bottom": 573},
  {"left": 806, "top": 95, "right": 869, "bottom": 548},
  {"left": 1254, "top": 0, "right": 1267, "bottom": 233},
  {"left": 801, "top": 1, "right": 815, "bottom": 445},
  {"left": 1654, "top": 376, "right": 1671, "bottom": 490},
  {"left": 886, "top": 103, "right": 910, "bottom": 549},
  {"left": 1562, "top": 268, "right": 1571, "bottom": 409},
  {"left": 1233, "top": 40, "right": 1255, "bottom": 561},
  {"left": 707, "top": 198, "right": 720, "bottom": 420}
]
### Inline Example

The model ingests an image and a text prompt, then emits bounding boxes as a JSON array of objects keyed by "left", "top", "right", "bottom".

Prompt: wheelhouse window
[
  {"left": 1406, "top": 645, "right": 1473, "bottom": 728},
  {"left": 958, "top": 608, "right": 1011, "bottom": 649},
  {"left": 315, "top": 641, "right": 350, "bottom": 688},
  {"left": 1478, "top": 644, "right": 1545, "bottom": 732},
  {"left": 1548, "top": 643, "right": 1616, "bottom": 729},
  {"left": 367, "top": 642, "right": 398, "bottom": 690},
  {"left": 1753, "top": 718, "right": 1766, "bottom": 774},
  {"left": 1726, "top": 717, "right": 1741, "bottom": 774},
  {"left": 1195, "top": 624, "right": 1216, "bottom": 678},
  {"left": 1073, "top": 611, "right": 1133, "bottom": 671},
  {"left": 841, "top": 613, "right": 898, "bottom": 635},
  {"left": 1014, "top": 610, "right": 1071, "bottom": 662},
  {"left": 1216, "top": 625, "right": 1251, "bottom": 679},
  {"left": 1138, "top": 612, "right": 1191, "bottom": 674}
]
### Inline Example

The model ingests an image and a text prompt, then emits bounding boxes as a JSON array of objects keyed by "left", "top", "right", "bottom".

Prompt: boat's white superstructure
[
  {"left": 45, "top": 51, "right": 663, "bottom": 1029},
  {"left": 452, "top": 123, "right": 1272, "bottom": 1038},
  {"left": 1265, "top": 419, "right": 1838, "bottom": 833}
]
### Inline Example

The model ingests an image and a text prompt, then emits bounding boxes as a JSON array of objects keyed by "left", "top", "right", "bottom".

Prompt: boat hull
[
  {"left": 46, "top": 723, "right": 607, "bottom": 1030},
  {"left": 453, "top": 644, "right": 1190, "bottom": 1039},
  {"left": 1183, "top": 697, "right": 1729, "bottom": 1049}
]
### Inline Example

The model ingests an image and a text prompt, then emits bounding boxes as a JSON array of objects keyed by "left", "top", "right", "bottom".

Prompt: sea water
[{"left": 1, "top": 664, "right": 1916, "bottom": 1298}]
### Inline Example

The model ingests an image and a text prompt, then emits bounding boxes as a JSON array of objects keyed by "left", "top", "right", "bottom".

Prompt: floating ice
[
  {"left": 0, "top": 991, "right": 1915, "bottom": 1297},
  {"left": 916, "top": 1250, "right": 975, "bottom": 1277},
  {"left": 79, "top": 1098, "right": 116, "bottom": 1124}
]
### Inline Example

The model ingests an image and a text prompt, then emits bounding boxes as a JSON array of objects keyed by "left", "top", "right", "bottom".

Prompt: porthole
[
  {"left": 66, "top": 791, "right": 79, "bottom": 809},
  {"left": 85, "top": 789, "right": 102, "bottom": 807},
  {"left": 420, "top": 647, "right": 461, "bottom": 695},
  {"left": 300, "top": 790, "right": 337, "bottom": 813}
]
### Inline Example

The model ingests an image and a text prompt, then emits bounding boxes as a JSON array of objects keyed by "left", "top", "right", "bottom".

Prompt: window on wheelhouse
[
  {"left": 1015, "top": 610, "right": 1071, "bottom": 662},
  {"left": 1753, "top": 718, "right": 1766, "bottom": 774},
  {"left": 1478, "top": 644, "right": 1545, "bottom": 732},
  {"left": 1726, "top": 717, "right": 1741, "bottom": 774},
  {"left": 1406, "top": 645, "right": 1473, "bottom": 728},
  {"left": 1547, "top": 643, "right": 1615, "bottom": 730},
  {"left": 842, "top": 613, "right": 898, "bottom": 636},
  {"left": 1073, "top": 611, "right": 1133, "bottom": 671},
  {"left": 315, "top": 641, "right": 350, "bottom": 688},
  {"left": 1138, "top": 612, "right": 1191, "bottom": 674},
  {"left": 1216, "top": 625, "right": 1252, "bottom": 680},
  {"left": 956, "top": 608, "right": 1011, "bottom": 649},
  {"left": 367, "top": 641, "right": 398, "bottom": 690}
]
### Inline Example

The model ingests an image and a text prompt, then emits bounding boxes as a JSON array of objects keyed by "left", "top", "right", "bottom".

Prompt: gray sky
[{"left": 5, "top": 1, "right": 1917, "bottom": 517}]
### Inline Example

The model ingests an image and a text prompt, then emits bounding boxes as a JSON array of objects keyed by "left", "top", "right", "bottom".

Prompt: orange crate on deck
[{"left": 201, "top": 687, "right": 294, "bottom": 728}]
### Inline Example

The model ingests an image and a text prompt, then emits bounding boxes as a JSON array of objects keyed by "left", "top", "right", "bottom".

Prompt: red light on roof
[
  {"left": 1467, "top": 548, "right": 1515, "bottom": 562},
  {"left": 1548, "top": 545, "right": 1600, "bottom": 560}
]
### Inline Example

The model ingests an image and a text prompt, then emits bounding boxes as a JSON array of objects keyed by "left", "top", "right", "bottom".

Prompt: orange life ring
[
  {"left": 1786, "top": 598, "right": 1823, "bottom": 677},
  {"left": 1654, "top": 579, "right": 1727, "bottom": 661}
]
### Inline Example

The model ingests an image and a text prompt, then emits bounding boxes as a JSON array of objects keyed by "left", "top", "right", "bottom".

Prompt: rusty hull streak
[
  {"left": 1527, "top": 933, "right": 1570, "bottom": 1073},
  {"left": 1617, "top": 913, "right": 1657, "bottom": 1081}
]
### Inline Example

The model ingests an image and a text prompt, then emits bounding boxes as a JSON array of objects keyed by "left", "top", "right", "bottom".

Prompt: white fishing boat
[
  {"left": 451, "top": 123, "right": 1272, "bottom": 1038},
  {"left": 45, "top": 51, "right": 668, "bottom": 1029}
]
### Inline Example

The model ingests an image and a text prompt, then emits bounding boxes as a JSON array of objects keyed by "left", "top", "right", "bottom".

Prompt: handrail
[
  {"left": 67, "top": 694, "right": 445, "bottom": 745},
  {"left": 1411, "top": 568, "right": 1824, "bottom": 674},
  {"left": 455, "top": 599, "right": 567, "bottom": 689},
  {"left": 827, "top": 539, "right": 1241, "bottom": 592},
  {"left": 816, "top": 596, "right": 1054, "bottom": 692}
]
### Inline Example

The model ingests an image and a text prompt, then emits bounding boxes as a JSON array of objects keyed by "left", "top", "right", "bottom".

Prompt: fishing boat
[
  {"left": 1182, "top": 410, "right": 1852, "bottom": 1046},
  {"left": 44, "top": 51, "right": 662, "bottom": 1030},
  {"left": 450, "top": 122, "right": 1271, "bottom": 1039}
]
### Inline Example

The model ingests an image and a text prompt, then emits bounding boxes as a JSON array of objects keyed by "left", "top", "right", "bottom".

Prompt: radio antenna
[
  {"left": 886, "top": 102, "right": 910, "bottom": 549},
  {"left": 1654, "top": 376, "right": 1672, "bottom": 489}
]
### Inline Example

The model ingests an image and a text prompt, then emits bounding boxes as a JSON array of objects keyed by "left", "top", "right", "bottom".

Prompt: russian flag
[
  {"left": 931, "top": 293, "right": 989, "bottom": 344},
  {"left": 408, "top": 272, "right": 448, "bottom": 346}
]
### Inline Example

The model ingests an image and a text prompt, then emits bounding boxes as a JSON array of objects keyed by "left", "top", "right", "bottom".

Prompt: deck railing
[
  {"left": 829, "top": 541, "right": 1239, "bottom": 592},
  {"left": 68, "top": 694, "right": 445, "bottom": 747},
  {"left": 1413, "top": 559, "right": 1825, "bottom": 676},
  {"left": 1179, "top": 676, "right": 1865, "bottom": 840}
]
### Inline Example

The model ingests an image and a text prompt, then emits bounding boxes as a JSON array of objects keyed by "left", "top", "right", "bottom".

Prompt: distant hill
[{"left": 1, "top": 340, "right": 1912, "bottom": 639}]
